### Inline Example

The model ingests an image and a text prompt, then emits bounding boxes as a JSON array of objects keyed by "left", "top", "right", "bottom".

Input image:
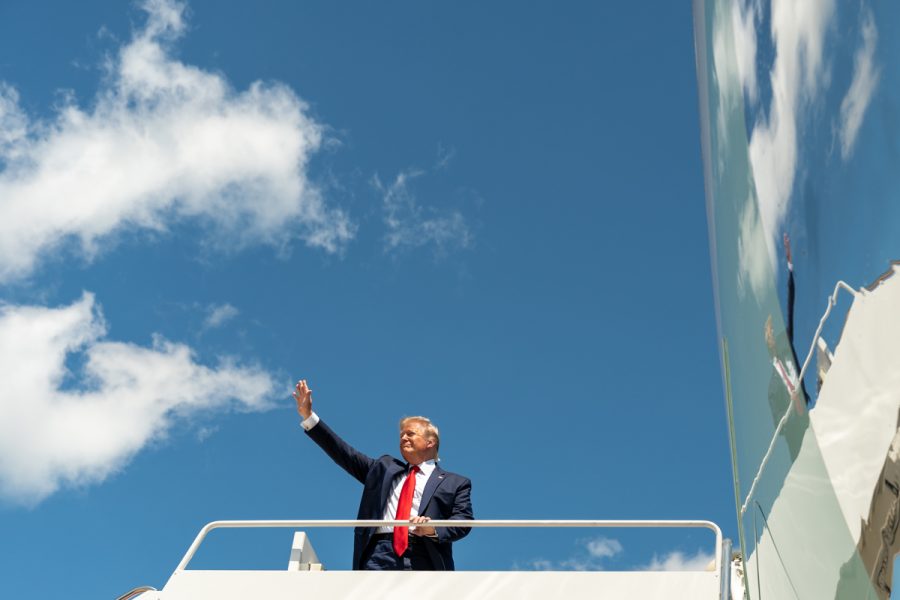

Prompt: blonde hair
[{"left": 400, "top": 416, "right": 441, "bottom": 459}]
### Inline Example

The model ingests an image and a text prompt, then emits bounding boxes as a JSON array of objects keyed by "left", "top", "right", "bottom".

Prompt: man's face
[{"left": 399, "top": 422, "right": 434, "bottom": 463}]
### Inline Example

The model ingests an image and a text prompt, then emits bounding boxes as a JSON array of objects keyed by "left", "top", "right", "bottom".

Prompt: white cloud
[
  {"left": 741, "top": 0, "right": 835, "bottom": 300},
  {"left": 642, "top": 549, "right": 715, "bottom": 572},
  {"left": 0, "top": 84, "right": 28, "bottom": 158},
  {"left": 517, "top": 539, "right": 715, "bottom": 573},
  {"left": 373, "top": 169, "right": 472, "bottom": 254},
  {"left": 839, "top": 10, "right": 879, "bottom": 160},
  {"left": 204, "top": 303, "right": 239, "bottom": 329},
  {"left": 435, "top": 142, "right": 456, "bottom": 170},
  {"left": 195, "top": 425, "right": 219, "bottom": 442},
  {"left": 586, "top": 537, "right": 624, "bottom": 559},
  {"left": 515, "top": 536, "right": 623, "bottom": 571},
  {"left": 0, "top": 292, "right": 275, "bottom": 505},
  {"left": 520, "top": 559, "right": 554, "bottom": 571},
  {"left": 0, "top": 0, "right": 353, "bottom": 283}
]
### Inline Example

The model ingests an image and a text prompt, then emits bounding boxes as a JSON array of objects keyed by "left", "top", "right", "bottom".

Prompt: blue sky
[{"left": 0, "top": 1, "right": 732, "bottom": 596}]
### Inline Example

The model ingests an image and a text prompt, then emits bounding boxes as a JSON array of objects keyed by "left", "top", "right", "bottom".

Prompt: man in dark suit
[{"left": 293, "top": 379, "right": 473, "bottom": 571}]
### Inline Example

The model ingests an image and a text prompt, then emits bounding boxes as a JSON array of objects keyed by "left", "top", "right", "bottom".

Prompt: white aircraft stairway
[{"left": 118, "top": 519, "right": 735, "bottom": 600}]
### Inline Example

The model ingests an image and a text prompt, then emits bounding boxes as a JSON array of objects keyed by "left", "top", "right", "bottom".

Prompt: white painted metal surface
[
  {"left": 740, "top": 280, "right": 859, "bottom": 517},
  {"left": 143, "top": 519, "right": 725, "bottom": 600},
  {"left": 287, "top": 531, "right": 322, "bottom": 571},
  {"left": 155, "top": 570, "right": 719, "bottom": 599},
  {"left": 744, "top": 267, "right": 900, "bottom": 598},
  {"left": 811, "top": 266, "right": 900, "bottom": 539},
  {"left": 745, "top": 425, "right": 857, "bottom": 598}
]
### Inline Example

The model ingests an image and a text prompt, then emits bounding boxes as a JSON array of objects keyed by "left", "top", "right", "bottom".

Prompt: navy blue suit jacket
[{"left": 306, "top": 418, "right": 473, "bottom": 570}]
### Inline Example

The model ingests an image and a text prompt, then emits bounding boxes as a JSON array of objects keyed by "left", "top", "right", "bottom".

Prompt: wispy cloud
[
  {"left": 373, "top": 168, "right": 472, "bottom": 254},
  {"left": 641, "top": 549, "right": 715, "bottom": 572},
  {"left": 515, "top": 538, "right": 714, "bottom": 572},
  {"left": 0, "top": 0, "right": 353, "bottom": 284},
  {"left": 839, "top": 9, "right": 879, "bottom": 160},
  {"left": 435, "top": 142, "right": 456, "bottom": 170},
  {"left": 586, "top": 537, "right": 624, "bottom": 559},
  {"left": 0, "top": 83, "right": 28, "bottom": 157},
  {"left": 195, "top": 425, "right": 219, "bottom": 442},
  {"left": 515, "top": 536, "right": 623, "bottom": 571},
  {"left": 203, "top": 303, "right": 239, "bottom": 330},
  {"left": 0, "top": 293, "right": 275, "bottom": 505}
]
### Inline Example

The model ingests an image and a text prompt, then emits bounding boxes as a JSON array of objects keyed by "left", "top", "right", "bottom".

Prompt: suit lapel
[
  {"left": 419, "top": 466, "right": 447, "bottom": 514},
  {"left": 379, "top": 460, "right": 406, "bottom": 510}
]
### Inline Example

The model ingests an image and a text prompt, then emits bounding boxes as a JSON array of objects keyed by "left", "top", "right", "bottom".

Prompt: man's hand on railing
[{"left": 410, "top": 515, "right": 437, "bottom": 537}]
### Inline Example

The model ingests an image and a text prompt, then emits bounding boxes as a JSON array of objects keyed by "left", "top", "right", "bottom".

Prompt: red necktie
[{"left": 393, "top": 465, "right": 420, "bottom": 556}]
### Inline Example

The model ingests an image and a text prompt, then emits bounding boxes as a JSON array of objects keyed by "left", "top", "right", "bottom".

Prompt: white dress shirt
[
  {"left": 300, "top": 412, "right": 320, "bottom": 431},
  {"left": 300, "top": 412, "right": 437, "bottom": 535},
  {"left": 377, "top": 459, "right": 436, "bottom": 534}
]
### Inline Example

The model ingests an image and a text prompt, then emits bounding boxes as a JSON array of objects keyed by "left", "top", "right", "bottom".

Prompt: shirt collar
[{"left": 411, "top": 459, "right": 436, "bottom": 478}]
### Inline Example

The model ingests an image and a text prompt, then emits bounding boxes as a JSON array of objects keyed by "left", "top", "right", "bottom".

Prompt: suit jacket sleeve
[
  {"left": 436, "top": 477, "right": 473, "bottom": 544},
  {"left": 305, "top": 418, "right": 375, "bottom": 484}
]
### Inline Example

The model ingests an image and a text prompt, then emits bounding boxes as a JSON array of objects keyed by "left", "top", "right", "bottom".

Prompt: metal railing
[
  {"left": 739, "top": 280, "right": 858, "bottom": 517},
  {"left": 115, "top": 586, "right": 157, "bottom": 600},
  {"left": 175, "top": 519, "right": 723, "bottom": 574}
]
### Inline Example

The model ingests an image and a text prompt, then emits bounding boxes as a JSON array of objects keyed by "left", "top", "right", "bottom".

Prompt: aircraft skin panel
[
  {"left": 746, "top": 425, "right": 875, "bottom": 599},
  {"left": 811, "top": 267, "right": 900, "bottom": 543},
  {"left": 693, "top": 0, "right": 900, "bottom": 596},
  {"left": 747, "top": 267, "right": 900, "bottom": 599}
]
